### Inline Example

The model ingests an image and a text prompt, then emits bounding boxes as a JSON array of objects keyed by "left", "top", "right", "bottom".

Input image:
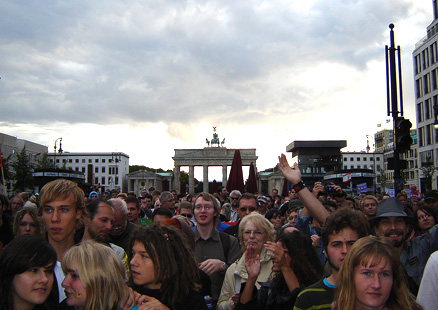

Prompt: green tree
[
  {"left": 420, "top": 165, "right": 437, "bottom": 193},
  {"left": 35, "top": 153, "right": 52, "bottom": 169},
  {"left": 378, "top": 168, "right": 387, "bottom": 193},
  {"left": 11, "top": 147, "right": 34, "bottom": 192}
]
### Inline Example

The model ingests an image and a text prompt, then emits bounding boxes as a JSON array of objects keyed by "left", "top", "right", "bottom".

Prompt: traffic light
[{"left": 395, "top": 117, "right": 413, "bottom": 152}]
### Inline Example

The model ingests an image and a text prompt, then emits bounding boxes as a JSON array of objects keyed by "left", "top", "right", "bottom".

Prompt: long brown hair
[{"left": 334, "top": 236, "right": 422, "bottom": 310}]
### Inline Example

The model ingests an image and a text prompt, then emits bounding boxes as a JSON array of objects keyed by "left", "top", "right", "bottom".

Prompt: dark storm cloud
[{"left": 0, "top": 0, "right": 413, "bottom": 126}]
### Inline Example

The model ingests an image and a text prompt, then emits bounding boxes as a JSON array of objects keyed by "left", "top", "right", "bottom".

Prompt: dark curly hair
[{"left": 321, "top": 208, "right": 369, "bottom": 250}]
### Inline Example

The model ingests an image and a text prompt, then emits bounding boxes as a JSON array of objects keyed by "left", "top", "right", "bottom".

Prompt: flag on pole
[
  {"left": 0, "top": 151, "right": 3, "bottom": 168},
  {"left": 343, "top": 173, "right": 351, "bottom": 183}
]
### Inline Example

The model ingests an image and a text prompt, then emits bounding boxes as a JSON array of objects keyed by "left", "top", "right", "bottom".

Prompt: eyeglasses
[
  {"left": 418, "top": 214, "right": 431, "bottom": 221},
  {"left": 194, "top": 205, "right": 214, "bottom": 211},
  {"left": 239, "top": 207, "right": 256, "bottom": 212},
  {"left": 243, "top": 230, "right": 264, "bottom": 237},
  {"left": 180, "top": 213, "right": 193, "bottom": 219},
  {"left": 231, "top": 197, "right": 239, "bottom": 200}
]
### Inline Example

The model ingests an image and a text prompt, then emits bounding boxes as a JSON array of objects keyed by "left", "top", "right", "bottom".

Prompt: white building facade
[
  {"left": 48, "top": 152, "right": 129, "bottom": 192},
  {"left": 413, "top": 1, "right": 438, "bottom": 191}
]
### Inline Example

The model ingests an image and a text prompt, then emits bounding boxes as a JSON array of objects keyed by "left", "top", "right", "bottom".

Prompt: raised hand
[
  {"left": 277, "top": 153, "right": 301, "bottom": 185},
  {"left": 244, "top": 245, "right": 261, "bottom": 280}
]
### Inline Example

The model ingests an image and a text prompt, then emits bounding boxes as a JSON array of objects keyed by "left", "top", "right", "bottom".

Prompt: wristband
[{"left": 292, "top": 181, "right": 305, "bottom": 193}]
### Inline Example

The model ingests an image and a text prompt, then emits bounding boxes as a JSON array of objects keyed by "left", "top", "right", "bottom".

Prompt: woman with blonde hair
[
  {"left": 218, "top": 212, "right": 276, "bottom": 309},
  {"left": 334, "top": 236, "right": 422, "bottom": 310},
  {"left": 61, "top": 241, "right": 132, "bottom": 310}
]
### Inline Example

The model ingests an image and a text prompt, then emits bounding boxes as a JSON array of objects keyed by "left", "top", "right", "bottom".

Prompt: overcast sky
[{"left": 0, "top": 0, "right": 434, "bottom": 180}]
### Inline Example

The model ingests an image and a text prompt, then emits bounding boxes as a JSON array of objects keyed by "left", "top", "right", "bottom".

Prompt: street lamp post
[{"left": 53, "top": 137, "right": 62, "bottom": 169}]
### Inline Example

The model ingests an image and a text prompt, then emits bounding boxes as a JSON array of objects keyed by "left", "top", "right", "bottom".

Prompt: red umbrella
[
  {"left": 226, "top": 150, "right": 245, "bottom": 193},
  {"left": 162, "top": 179, "right": 169, "bottom": 191},
  {"left": 281, "top": 177, "right": 290, "bottom": 198},
  {"left": 246, "top": 162, "right": 257, "bottom": 194},
  {"left": 210, "top": 179, "right": 217, "bottom": 194}
]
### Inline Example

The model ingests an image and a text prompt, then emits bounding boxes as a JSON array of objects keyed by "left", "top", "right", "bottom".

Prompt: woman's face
[
  {"left": 243, "top": 221, "right": 265, "bottom": 254},
  {"left": 62, "top": 266, "right": 87, "bottom": 307},
  {"left": 353, "top": 257, "right": 393, "bottom": 310},
  {"left": 417, "top": 210, "right": 435, "bottom": 232},
  {"left": 17, "top": 214, "right": 39, "bottom": 236},
  {"left": 12, "top": 263, "right": 54, "bottom": 309},
  {"left": 269, "top": 215, "right": 282, "bottom": 229},
  {"left": 288, "top": 211, "right": 298, "bottom": 226},
  {"left": 130, "top": 241, "right": 161, "bottom": 289}
]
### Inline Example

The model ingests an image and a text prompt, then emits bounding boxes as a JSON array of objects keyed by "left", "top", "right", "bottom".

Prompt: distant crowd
[{"left": 1, "top": 153, "right": 438, "bottom": 309}]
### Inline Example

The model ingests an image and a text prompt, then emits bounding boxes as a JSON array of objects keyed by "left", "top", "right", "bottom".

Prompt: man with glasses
[
  {"left": 107, "top": 198, "right": 140, "bottom": 254},
  {"left": 193, "top": 192, "right": 241, "bottom": 308},
  {"left": 221, "top": 190, "right": 241, "bottom": 222},
  {"left": 179, "top": 201, "right": 195, "bottom": 227},
  {"left": 224, "top": 193, "right": 258, "bottom": 238}
]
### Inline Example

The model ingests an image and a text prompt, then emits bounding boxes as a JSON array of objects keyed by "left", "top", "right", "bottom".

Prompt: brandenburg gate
[{"left": 172, "top": 148, "right": 258, "bottom": 194}]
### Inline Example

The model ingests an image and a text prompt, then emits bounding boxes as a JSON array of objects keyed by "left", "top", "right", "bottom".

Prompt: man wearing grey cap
[
  {"left": 257, "top": 196, "right": 269, "bottom": 215},
  {"left": 370, "top": 197, "right": 438, "bottom": 289}
]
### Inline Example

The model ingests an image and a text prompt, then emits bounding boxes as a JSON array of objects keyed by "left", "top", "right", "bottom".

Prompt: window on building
[
  {"left": 419, "top": 127, "right": 424, "bottom": 147},
  {"left": 432, "top": 69, "right": 437, "bottom": 90},
  {"left": 82, "top": 159, "right": 85, "bottom": 163},
  {"left": 363, "top": 157, "right": 367, "bottom": 161},
  {"left": 415, "top": 54, "right": 421, "bottom": 74},
  {"left": 68, "top": 159, "right": 73, "bottom": 163},
  {"left": 102, "top": 167, "right": 106, "bottom": 173},
  {"left": 364, "top": 165, "right": 367, "bottom": 169},
  {"left": 376, "top": 157, "right": 380, "bottom": 161},
  {"left": 95, "top": 159, "right": 99, "bottom": 163},
  {"left": 95, "top": 167, "right": 99, "bottom": 173},
  {"left": 424, "top": 74, "right": 430, "bottom": 95},
  {"left": 357, "top": 157, "right": 360, "bottom": 161},
  {"left": 115, "top": 177, "right": 119, "bottom": 185},
  {"left": 56, "top": 159, "right": 60, "bottom": 163},
  {"left": 95, "top": 177, "right": 98, "bottom": 184},
  {"left": 350, "top": 165, "right": 354, "bottom": 169},
  {"left": 427, "top": 125, "right": 432, "bottom": 145},
  {"left": 75, "top": 159, "right": 79, "bottom": 163},
  {"left": 82, "top": 167, "right": 85, "bottom": 173},
  {"left": 88, "top": 159, "right": 92, "bottom": 163},
  {"left": 344, "top": 166, "right": 347, "bottom": 169},
  {"left": 344, "top": 157, "right": 348, "bottom": 161},
  {"left": 416, "top": 79, "right": 423, "bottom": 99},
  {"left": 62, "top": 159, "right": 66, "bottom": 163},
  {"left": 116, "top": 167, "right": 119, "bottom": 174},
  {"left": 350, "top": 157, "right": 354, "bottom": 161},
  {"left": 425, "top": 99, "right": 431, "bottom": 119},
  {"left": 101, "top": 177, "right": 105, "bottom": 185},
  {"left": 432, "top": 42, "right": 437, "bottom": 64},
  {"left": 377, "top": 165, "right": 381, "bottom": 170},
  {"left": 75, "top": 167, "right": 79, "bottom": 171}
]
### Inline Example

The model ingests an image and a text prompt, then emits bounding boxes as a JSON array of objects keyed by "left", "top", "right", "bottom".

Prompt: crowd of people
[{"left": 1, "top": 153, "right": 438, "bottom": 309}]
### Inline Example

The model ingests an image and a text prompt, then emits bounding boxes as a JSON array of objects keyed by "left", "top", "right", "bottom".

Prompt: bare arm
[{"left": 277, "top": 154, "right": 330, "bottom": 225}]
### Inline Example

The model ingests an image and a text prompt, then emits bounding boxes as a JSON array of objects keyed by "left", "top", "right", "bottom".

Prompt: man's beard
[
  {"left": 89, "top": 227, "right": 107, "bottom": 242},
  {"left": 384, "top": 229, "right": 406, "bottom": 248},
  {"left": 326, "top": 254, "right": 340, "bottom": 272}
]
